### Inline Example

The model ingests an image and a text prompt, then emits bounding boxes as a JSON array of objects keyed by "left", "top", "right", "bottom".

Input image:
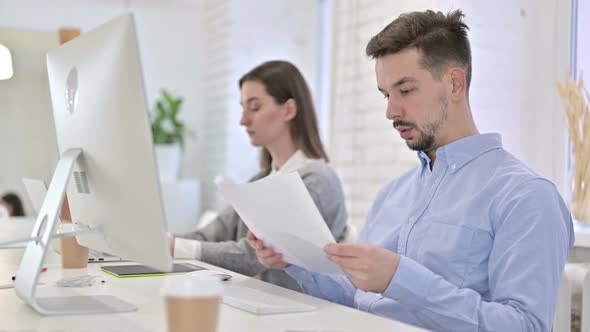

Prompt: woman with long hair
[{"left": 171, "top": 60, "right": 348, "bottom": 291}]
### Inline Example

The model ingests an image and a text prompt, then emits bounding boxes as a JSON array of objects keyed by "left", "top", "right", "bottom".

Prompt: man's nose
[{"left": 385, "top": 97, "right": 402, "bottom": 120}]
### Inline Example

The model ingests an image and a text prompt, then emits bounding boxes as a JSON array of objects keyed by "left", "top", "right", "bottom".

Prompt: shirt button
[
  {"left": 409, "top": 216, "right": 416, "bottom": 223},
  {"left": 451, "top": 164, "right": 457, "bottom": 170}
]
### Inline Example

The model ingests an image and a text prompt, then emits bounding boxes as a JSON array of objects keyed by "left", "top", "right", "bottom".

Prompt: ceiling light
[{"left": 0, "top": 43, "right": 14, "bottom": 80}]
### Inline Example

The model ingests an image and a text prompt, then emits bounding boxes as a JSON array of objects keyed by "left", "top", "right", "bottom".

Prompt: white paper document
[{"left": 217, "top": 172, "right": 343, "bottom": 274}]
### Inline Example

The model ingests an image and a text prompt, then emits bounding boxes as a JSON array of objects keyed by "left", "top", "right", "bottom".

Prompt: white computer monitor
[{"left": 14, "top": 13, "right": 172, "bottom": 315}]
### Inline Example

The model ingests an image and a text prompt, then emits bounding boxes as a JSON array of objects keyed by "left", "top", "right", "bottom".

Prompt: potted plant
[{"left": 151, "top": 89, "right": 187, "bottom": 182}]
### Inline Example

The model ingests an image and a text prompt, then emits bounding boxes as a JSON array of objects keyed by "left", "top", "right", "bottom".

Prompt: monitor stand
[{"left": 14, "top": 148, "right": 137, "bottom": 315}]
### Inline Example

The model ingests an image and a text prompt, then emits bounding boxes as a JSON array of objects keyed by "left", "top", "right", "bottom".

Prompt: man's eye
[
  {"left": 400, "top": 89, "right": 414, "bottom": 95},
  {"left": 383, "top": 95, "right": 389, "bottom": 99}
]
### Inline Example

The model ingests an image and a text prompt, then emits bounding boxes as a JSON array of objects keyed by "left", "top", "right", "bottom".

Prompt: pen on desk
[{"left": 11, "top": 267, "right": 47, "bottom": 281}]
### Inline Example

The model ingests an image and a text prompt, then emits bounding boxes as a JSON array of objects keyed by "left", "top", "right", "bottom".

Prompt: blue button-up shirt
[{"left": 286, "top": 133, "right": 574, "bottom": 332}]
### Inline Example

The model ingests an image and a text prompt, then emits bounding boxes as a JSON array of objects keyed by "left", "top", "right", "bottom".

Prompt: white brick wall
[
  {"left": 438, "top": 0, "right": 570, "bottom": 196},
  {"left": 191, "top": 0, "right": 233, "bottom": 211}
]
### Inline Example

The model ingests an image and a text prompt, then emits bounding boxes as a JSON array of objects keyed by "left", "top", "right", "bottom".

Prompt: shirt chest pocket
[{"left": 414, "top": 222, "right": 491, "bottom": 287}]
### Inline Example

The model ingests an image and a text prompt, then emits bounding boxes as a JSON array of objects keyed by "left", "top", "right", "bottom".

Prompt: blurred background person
[{"left": 0, "top": 192, "right": 25, "bottom": 217}]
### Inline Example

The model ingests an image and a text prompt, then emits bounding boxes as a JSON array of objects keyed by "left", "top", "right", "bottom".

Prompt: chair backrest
[
  {"left": 160, "top": 179, "right": 201, "bottom": 234},
  {"left": 0, "top": 205, "right": 9, "bottom": 221},
  {"left": 553, "top": 268, "right": 572, "bottom": 332},
  {"left": 196, "top": 210, "right": 219, "bottom": 230}
]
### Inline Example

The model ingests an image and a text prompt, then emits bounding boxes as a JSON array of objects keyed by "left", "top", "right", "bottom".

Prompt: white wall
[
  {"left": 0, "top": 29, "right": 58, "bottom": 216},
  {"left": 576, "top": 1, "right": 589, "bottom": 86},
  {"left": 0, "top": 0, "right": 203, "bottom": 215},
  {"left": 329, "top": 0, "right": 571, "bottom": 228},
  {"left": 191, "top": 0, "right": 233, "bottom": 211},
  {"left": 437, "top": 0, "right": 570, "bottom": 198}
]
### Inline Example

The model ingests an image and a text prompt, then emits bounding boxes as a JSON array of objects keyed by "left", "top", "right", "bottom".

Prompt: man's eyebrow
[
  {"left": 377, "top": 77, "right": 417, "bottom": 93},
  {"left": 392, "top": 77, "right": 416, "bottom": 87}
]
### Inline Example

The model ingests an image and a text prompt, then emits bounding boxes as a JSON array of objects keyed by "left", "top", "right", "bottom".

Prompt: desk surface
[{"left": 0, "top": 256, "right": 426, "bottom": 332}]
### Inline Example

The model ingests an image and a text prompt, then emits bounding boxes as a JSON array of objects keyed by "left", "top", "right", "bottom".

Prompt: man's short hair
[{"left": 366, "top": 10, "right": 472, "bottom": 89}]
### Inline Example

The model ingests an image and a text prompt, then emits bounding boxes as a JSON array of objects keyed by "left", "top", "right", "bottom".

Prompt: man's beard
[
  {"left": 394, "top": 95, "right": 448, "bottom": 152},
  {"left": 407, "top": 128, "right": 436, "bottom": 151}
]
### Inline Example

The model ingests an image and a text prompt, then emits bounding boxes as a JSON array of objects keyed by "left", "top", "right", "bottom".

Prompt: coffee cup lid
[{"left": 161, "top": 275, "right": 223, "bottom": 298}]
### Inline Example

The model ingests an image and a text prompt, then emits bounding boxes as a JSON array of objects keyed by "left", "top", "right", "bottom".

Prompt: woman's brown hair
[{"left": 239, "top": 60, "right": 329, "bottom": 173}]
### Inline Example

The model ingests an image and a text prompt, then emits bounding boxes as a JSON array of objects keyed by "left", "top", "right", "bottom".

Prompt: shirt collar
[
  {"left": 417, "top": 133, "right": 503, "bottom": 173},
  {"left": 417, "top": 151, "right": 431, "bottom": 169},
  {"left": 271, "top": 150, "right": 314, "bottom": 174}
]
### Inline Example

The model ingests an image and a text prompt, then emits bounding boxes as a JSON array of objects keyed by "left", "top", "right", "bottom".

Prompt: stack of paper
[{"left": 217, "top": 172, "right": 342, "bottom": 274}]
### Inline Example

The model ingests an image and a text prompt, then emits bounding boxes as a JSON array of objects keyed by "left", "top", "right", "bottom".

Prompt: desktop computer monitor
[
  {"left": 46, "top": 13, "right": 171, "bottom": 269},
  {"left": 15, "top": 13, "right": 172, "bottom": 315}
]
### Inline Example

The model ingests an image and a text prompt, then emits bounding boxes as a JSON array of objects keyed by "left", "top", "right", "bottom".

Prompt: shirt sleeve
[
  {"left": 199, "top": 237, "right": 267, "bottom": 276},
  {"left": 285, "top": 265, "right": 357, "bottom": 308},
  {"left": 173, "top": 237, "right": 202, "bottom": 259},
  {"left": 382, "top": 179, "right": 573, "bottom": 332},
  {"left": 175, "top": 206, "right": 238, "bottom": 242}
]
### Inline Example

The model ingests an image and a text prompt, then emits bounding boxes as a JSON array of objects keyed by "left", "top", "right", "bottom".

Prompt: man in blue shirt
[{"left": 248, "top": 9, "right": 574, "bottom": 331}]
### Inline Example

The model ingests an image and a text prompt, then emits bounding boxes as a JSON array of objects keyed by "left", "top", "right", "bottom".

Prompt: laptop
[{"left": 22, "top": 178, "right": 126, "bottom": 263}]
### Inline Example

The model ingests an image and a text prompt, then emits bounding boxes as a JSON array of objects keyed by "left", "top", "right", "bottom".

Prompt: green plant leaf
[{"left": 151, "top": 89, "right": 189, "bottom": 146}]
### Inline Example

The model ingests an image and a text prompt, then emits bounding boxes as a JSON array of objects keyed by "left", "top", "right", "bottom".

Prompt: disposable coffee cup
[
  {"left": 161, "top": 275, "right": 223, "bottom": 332},
  {"left": 59, "top": 223, "right": 89, "bottom": 269}
]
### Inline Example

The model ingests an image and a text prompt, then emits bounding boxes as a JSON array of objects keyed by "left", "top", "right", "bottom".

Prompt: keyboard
[{"left": 222, "top": 285, "right": 317, "bottom": 315}]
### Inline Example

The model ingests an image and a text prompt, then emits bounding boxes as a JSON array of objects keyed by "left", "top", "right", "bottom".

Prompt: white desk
[{"left": 0, "top": 257, "right": 427, "bottom": 332}]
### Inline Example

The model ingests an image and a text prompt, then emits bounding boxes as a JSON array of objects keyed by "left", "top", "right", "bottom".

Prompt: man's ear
[
  {"left": 284, "top": 98, "right": 297, "bottom": 121},
  {"left": 448, "top": 67, "right": 466, "bottom": 101}
]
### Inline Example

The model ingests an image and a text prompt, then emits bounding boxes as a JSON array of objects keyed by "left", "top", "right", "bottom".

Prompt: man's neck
[
  {"left": 425, "top": 124, "right": 479, "bottom": 169},
  {"left": 423, "top": 101, "right": 479, "bottom": 169}
]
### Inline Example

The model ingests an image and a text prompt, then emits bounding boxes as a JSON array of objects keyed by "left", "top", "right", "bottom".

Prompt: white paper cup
[{"left": 161, "top": 275, "right": 223, "bottom": 332}]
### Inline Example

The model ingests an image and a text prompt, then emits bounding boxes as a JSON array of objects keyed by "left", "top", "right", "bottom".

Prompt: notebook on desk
[{"left": 101, "top": 263, "right": 205, "bottom": 278}]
